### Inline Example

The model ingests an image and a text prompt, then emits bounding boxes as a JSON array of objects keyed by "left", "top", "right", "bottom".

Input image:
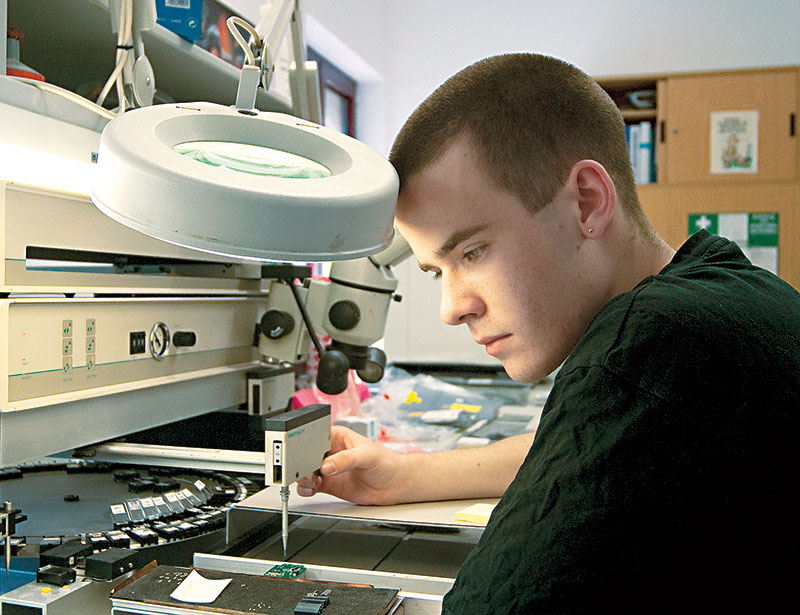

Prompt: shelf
[
  {"left": 595, "top": 74, "right": 658, "bottom": 125},
  {"left": 620, "top": 108, "right": 657, "bottom": 122},
  {"left": 597, "top": 65, "right": 800, "bottom": 290},
  {"left": 6, "top": 0, "right": 292, "bottom": 113}
]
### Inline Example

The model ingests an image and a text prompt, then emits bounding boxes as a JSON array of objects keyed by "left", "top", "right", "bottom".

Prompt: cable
[
  {"left": 10, "top": 77, "right": 115, "bottom": 121},
  {"left": 285, "top": 279, "right": 326, "bottom": 357},
  {"left": 97, "top": 0, "right": 133, "bottom": 113},
  {"left": 96, "top": 0, "right": 127, "bottom": 108},
  {"left": 116, "top": 0, "right": 133, "bottom": 113},
  {"left": 226, "top": 16, "right": 261, "bottom": 66}
]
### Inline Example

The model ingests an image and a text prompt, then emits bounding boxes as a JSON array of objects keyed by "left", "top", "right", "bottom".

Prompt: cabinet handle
[
  {"left": 791, "top": 113, "right": 796, "bottom": 137},
  {"left": 660, "top": 121, "right": 666, "bottom": 143}
]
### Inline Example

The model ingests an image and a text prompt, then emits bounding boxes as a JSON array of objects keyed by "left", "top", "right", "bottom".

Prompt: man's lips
[{"left": 476, "top": 334, "right": 511, "bottom": 355}]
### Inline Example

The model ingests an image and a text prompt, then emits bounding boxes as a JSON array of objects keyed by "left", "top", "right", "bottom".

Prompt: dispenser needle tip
[{"left": 280, "top": 486, "right": 289, "bottom": 559}]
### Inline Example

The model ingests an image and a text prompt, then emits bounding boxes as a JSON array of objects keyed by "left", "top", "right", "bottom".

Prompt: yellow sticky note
[
  {"left": 455, "top": 502, "right": 496, "bottom": 525},
  {"left": 451, "top": 403, "right": 481, "bottom": 413}
]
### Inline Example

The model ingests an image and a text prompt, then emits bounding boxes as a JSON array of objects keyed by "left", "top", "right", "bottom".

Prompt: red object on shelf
[
  {"left": 6, "top": 67, "right": 45, "bottom": 81},
  {"left": 7, "top": 26, "right": 46, "bottom": 81}
]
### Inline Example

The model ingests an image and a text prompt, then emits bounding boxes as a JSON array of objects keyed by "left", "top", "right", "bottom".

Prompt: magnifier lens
[{"left": 173, "top": 141, "right": 332, "bottom": 178}]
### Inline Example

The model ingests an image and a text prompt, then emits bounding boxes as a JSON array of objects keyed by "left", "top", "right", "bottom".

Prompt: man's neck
[{"left": 609, "top": 229, "right": 676, "bottom": 298}]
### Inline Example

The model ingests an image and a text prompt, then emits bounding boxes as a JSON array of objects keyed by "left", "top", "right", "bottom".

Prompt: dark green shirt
[{"left": 443, "top": 231, "right": 799, "bottom": 614}]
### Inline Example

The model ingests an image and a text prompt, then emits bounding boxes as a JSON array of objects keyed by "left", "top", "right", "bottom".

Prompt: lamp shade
[{"left": 90, "top": 102, "right": 398, "bottom": 261}]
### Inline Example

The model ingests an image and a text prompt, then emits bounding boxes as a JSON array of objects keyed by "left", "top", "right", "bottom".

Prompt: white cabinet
[{"left": 5, "top": 0, "right": 292, "bottom": 112}]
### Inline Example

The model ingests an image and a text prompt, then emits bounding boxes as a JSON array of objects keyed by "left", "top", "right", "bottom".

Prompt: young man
[{"left": 299, "top": 54, "right": 799, "bottom": 612}]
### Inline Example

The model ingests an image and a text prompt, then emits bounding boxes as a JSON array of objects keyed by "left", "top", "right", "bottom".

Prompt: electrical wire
[
  {"left": 97, "top": 0, "right": 133, "bottom": 113},
  {"left": 10, "top": 77, "right": 115, "bottom": 121},
  {"left": 285, "top": 278, "right": 326, "bottom": 357},
  {"left": 116, "top": 0, "right": 133, "bottom": 113},
  {"left": 96, "top": 0, "right": 130, "bottom": 110},
  {"left": 226, "top": 16, "right": 261, "bottom": 66}
]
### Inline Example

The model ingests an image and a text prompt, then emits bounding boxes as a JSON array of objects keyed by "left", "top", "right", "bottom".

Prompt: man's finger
[
  {"left": 296, "top": 474, "right": 321, "bottom": 497},
  {"left": 297, "top": 484, "right": 315, "bottom": 497},
  {"left": 320, "top": 445, "right": 367, "bottom": 476}
]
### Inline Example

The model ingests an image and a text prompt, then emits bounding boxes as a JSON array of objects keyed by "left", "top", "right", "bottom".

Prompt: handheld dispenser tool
[{"left": 265, "top": 404, "right": 332, "bottom": 558}]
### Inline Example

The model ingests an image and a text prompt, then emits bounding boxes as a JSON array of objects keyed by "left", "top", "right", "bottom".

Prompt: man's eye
[{"left": 464, "top": 246, "right": 484, "bottom": 262}]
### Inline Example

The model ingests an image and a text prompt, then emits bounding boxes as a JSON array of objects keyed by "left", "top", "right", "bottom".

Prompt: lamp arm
[
  {"left": 369, "top": 231, "right": 413, "bottom": 268},
  {"left": 256, "top": 0, "right": 295, "bottom": 90},
  {"left": 287, "top": 1, "right": 321, "bottom": 122}
]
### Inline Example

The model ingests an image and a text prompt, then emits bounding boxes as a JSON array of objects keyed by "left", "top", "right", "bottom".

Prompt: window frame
[{"left": 307, "top": 46, "right": 356, "bottom": 137}]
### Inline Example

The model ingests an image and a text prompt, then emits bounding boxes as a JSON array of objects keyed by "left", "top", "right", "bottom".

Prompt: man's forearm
[{"left": 395, "top": 433, "right": 535, "bottom": 502}]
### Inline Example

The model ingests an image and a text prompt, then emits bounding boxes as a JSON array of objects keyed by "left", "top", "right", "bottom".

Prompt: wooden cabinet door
[
  {"left": 663, "top": 69, "right": 798, "bottom": 183},
  {"left": 666, "top": 183, "right": 800, "bottom": 290},
  {"left": 637, "top": 184, "right": 679, "bottom": 246}
]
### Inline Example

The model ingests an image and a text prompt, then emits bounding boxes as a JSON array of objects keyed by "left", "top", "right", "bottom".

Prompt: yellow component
[
  {"left": 41, "top": 587, "right": 51, "bottom": 594},
  {"left": 404, "top": 391, "right": 422, "bottom": 404},
  {"left": 451, "top": 403, "right": 481, "bottom": 413},
  {"left": 455, "top": 502, "right": 496, "bottom": 525}
]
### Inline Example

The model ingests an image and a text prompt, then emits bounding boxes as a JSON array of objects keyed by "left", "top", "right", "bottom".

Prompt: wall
[
  {"left": 228, "top": 0, "right": 390, "bottom": 152},
  {"left": 235, "top": 1, "right": 800, "bottom": 366},
  {"left": 303, "top": 0, "right": 389, "bottom": 154},
  {"left": 381, "top": 1, "right": 800, "bottom": 144},
  {"left": 376, "top": 0, "right": 800, "bottom": 366}
]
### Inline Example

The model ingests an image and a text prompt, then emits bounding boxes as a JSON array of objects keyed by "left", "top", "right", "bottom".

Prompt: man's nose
[{"left": 439, "top": 276, "right": 484, "bottom": 326}]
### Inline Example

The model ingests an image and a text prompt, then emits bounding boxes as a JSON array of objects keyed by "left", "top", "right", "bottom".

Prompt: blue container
[{"left": 156, "top": 0, "right": 203, "bottom": 43}]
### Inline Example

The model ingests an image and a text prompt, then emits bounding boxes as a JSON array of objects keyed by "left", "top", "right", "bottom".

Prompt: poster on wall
[
  {"left": 710, "top": 110, "right": 758, "bottom": 174},
  {"left": 688, "top": 212, "right": 778, "bottom": 275}
]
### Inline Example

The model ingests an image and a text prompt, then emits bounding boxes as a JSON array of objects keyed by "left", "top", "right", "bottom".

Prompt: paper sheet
[
  {"left": 236, "top": 488, "right": 500, "bottom": 528},
  {"left": 169, "top": 570, "right": 232, "bottom": 604}
]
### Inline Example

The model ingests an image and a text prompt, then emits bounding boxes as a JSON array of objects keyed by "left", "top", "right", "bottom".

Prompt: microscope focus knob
[
  {"left": 260, "top": 310, "right": 295, "bottom": 340},
  {"left": 328, "top": 300, "right": 360, "bottom": 331}
]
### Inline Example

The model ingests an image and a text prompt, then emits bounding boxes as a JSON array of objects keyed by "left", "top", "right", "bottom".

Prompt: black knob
[
  {"left": 172, "top": 331, "right": 197, "bottom": 347},
  {"left": 260, "top": 310, "right": 295, "bottom": 340},
  {"left": 328, "top": 300, "right": 360, "bottom": 331},
  {"left": 356, "top": 347, "right": 387, "bottom": 383},
  {"left": 316, "top": 349, "right": 351, "bottom": 394}
]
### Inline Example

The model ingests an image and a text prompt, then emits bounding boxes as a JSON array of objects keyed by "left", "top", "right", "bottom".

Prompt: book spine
[
  {"left": 636, "top": 121, "right": 653, "bottom": 184},
  {"left": 627, "top": 123, "right": 641, "bottom": 182}
]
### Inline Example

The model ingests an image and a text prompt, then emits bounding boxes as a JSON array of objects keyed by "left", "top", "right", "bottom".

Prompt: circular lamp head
[{"left": 90, "top": 103, "right": 398, "bottom": 261}]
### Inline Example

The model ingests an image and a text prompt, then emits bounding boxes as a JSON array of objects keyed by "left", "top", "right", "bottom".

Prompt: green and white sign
[{"left": 689, "top": 212, "right": 778, "bottom": 275}]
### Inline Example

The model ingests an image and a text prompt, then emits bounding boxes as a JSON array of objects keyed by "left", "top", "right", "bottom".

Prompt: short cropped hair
[{"left": 390, "top": 53, "right": 650, "bottom": 232}]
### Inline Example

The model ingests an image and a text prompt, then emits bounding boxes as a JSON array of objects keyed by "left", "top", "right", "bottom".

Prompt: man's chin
[{"left": 499, "top": 359, "right": 544, "bottom": 384}]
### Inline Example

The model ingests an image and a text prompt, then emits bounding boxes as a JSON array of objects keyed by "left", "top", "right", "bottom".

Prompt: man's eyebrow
[{"left": 434, "top": 223, "right": 490, "bottom": 259}]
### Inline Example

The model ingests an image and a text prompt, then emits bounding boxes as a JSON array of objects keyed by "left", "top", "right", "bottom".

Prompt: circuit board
[{"left": 112, "top": 565, "right": 400, "bottom": 615}]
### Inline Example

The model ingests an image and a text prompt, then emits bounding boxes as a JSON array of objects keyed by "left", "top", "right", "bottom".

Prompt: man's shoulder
[{"left": 562, "top": 247, "right": 800, "bottom": 399}]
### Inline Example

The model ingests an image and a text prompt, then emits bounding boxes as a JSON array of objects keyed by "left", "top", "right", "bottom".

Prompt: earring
[{"left": 588, "top": 228, "right": 594, "bottom": 234}]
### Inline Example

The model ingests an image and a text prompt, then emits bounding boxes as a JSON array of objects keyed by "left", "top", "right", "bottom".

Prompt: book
[
  {"left": 627, "top": 123, "right": 641, "bottom": 182},
  {"left": 636, "top": 121, "right": 653, "bottom": 184}
]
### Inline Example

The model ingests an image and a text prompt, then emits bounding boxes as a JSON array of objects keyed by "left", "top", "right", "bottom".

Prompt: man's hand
[
  {"left": 297, "top": 426, "right": 411, "bottom": 505},
  {"left": 297, "top": 426, "right": 536, "bottom": 505}
]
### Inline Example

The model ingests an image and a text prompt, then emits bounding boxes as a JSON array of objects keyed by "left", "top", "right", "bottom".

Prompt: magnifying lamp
[
  {"left": 90, "top": 2, "right": 398, "bottom": 261},
  {"left": 91, "top": 103, "right": 398, "bottom": 260}
]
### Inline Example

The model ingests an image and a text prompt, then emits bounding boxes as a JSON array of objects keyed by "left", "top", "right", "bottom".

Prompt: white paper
[
  {"left": 710, "top": 110, "right": 758, "bottom": 174},
  {"left": 742, "top": 246, "right": 778, "bottom": 275},
  {"left": 419, "top": 408, "right": 463, "bottom": 423},
  {"left": 169, "top": 570, "right": 232, "bottom": 604},
  {"left": 717, "top": 213, "right": 749, "bottom": 244}
]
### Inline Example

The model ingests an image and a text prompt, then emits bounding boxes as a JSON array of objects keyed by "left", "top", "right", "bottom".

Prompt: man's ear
[{"left": 567, "top": 160, "right": 617, "bottom": 239}]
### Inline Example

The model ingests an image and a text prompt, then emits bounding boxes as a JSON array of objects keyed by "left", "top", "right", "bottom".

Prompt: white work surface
[{"left": 236, "top": 487, "right": 499, "bottom": 529}]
